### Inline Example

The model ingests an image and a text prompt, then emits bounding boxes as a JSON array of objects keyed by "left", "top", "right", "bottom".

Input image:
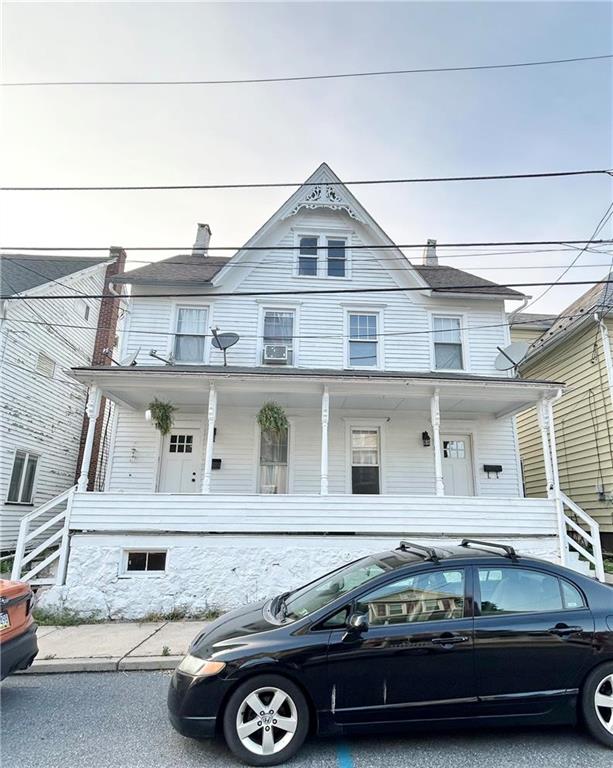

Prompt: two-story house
[
  {"left": 1, "top": 250, "right": 125, "bottom": 552},
  {"left": 18, "top": 164, "right": 605, "bottom": 618}
]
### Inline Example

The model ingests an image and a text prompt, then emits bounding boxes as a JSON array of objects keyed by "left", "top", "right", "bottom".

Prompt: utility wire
[
  {"left": 2, "top": 239, "right": 612, "bottom": 252},
  {"left": 2, "top": 278, "right": 613, "bottom": 302},
  {"left": 2, "top": 169, "right": 611, "bottom": 192},
  {"left": 3, "top": 53, "right": 612, "bottom": 88}
]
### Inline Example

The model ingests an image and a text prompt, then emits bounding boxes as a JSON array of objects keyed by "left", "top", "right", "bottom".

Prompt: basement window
[{"left": 124, "top": 550, "right": 167, "bottom": 574}]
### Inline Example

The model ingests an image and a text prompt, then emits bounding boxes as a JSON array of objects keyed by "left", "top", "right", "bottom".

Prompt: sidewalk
[{"left": 22, "top": 620, "right": 209, "bottom": 674}]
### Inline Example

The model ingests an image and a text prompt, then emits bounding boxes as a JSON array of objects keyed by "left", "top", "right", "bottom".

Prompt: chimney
[
  {"left": 192, "top": 223, "right": 212, "bottom": 256},
  {"left": 423, "top": 238, "right": 438, "bottom": 266}
]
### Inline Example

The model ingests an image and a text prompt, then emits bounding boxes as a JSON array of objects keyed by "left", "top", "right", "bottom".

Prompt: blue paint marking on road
[{"left": 336, "top": 741, "right": 354, "bottom": 768}]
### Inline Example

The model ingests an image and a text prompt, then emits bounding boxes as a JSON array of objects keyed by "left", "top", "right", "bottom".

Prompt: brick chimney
[
  {"left": 75, "top": 247, "right": 127, "bottom": 490},
  {"left": 192, "top": 223, "right": 212, "bottom": 256},
  {"left": 423, "top": 239, "right": 438, "bottom": 266}
]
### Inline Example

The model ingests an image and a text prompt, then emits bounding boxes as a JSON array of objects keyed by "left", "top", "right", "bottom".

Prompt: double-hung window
[
  {"left": 262, "top": 309, "right": 295, "bottom": 365},
  {"left": 7, "top": 450, "right": 39, "bottom": 504},
  {"left": 173, "top": 307, "right": 208, "bottom": 363},
  {"left": 348, "top": 313, "right": 379, "bottom": 367},
  {"left": 298, "top": 237, "right": 318, "bottom": 276},
  {"left": 433, "top": 316, "right": 464, "bottom": 370},
  {"left": 259, "top": 428, "right": 289, "bottom": 494},
  {"left": 327, "top": 239, "right": 346, "bottom": 277}
]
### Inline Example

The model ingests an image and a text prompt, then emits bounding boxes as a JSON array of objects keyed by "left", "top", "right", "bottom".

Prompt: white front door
[
  {"left": 441, "top": 435, "right": 474, "bottom": 496},
  {"left": 158, "top": 428, "right": 203, "bottom": 493}
]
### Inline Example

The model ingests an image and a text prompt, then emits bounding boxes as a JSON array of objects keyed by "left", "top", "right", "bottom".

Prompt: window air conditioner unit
[{"left": 263, "top": 344, "right": 289, "bottom": 364}]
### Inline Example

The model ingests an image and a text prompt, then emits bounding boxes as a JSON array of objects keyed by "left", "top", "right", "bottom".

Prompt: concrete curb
[{"left": 20, "top": 655, "right": 181, "bottom": 674}]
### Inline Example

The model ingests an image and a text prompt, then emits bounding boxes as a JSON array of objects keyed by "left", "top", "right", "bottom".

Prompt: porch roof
[{"left": 70, "top": 364, "right": 564, "bottom": 418}]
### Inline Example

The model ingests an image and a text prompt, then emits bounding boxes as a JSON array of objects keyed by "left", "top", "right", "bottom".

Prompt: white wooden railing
[
  {"left": 11, "top": 486, "right": 76, "bottom": 586},
  {"left": 558, "top": 491, "right": 605, "bottom": 582}
]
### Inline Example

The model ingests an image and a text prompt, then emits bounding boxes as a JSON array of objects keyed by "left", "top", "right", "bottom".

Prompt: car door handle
[
  {"left": 548, "top": 624, "right": 583, "bottom": 637},
  {"left": 431, "top": 635, "right": 469, "bottom": 646}
]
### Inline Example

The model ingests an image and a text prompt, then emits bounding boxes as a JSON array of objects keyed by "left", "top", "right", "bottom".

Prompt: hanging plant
[
  {"left": 257, "top": 401, "right": 288, "bottom": 434},
  {"left": 146, "top": 398, "right": 177, "bottom": 436}
]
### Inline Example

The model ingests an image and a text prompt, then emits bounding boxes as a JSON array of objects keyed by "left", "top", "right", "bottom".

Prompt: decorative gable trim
[{"left": 281, "top": 183, "right": 365, "bottom": 223}]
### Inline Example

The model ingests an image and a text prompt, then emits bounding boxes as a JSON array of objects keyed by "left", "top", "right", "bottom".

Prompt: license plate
[{"left": 0, "top": 612, "right": 10, "bottom": 631}]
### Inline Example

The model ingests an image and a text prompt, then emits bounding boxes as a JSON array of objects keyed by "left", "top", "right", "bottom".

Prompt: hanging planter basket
[
  {"left": 146, "top": 398, "right": 177, "bottom": 436},
  {"left": 257, "top": 401, "right": 288, "bottom": 434}
]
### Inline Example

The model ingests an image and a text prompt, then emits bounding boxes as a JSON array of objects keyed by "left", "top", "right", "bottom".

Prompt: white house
[
  {"left": 16, "top": 164, "right": 604, "bottom": 618},
  {"left": 0, "top": 252, "right": 124, "bottom": 551}
]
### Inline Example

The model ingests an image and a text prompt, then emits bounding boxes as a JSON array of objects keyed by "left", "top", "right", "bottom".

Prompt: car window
[
  {"left": 478, "top": 567, "right": 568, "bottom": 615},
  {"left": 355, "top": 569, "right": 465, "bottom": 625},
  {"left": 561, "top": 579, "right": 585, "bottom": 610}
]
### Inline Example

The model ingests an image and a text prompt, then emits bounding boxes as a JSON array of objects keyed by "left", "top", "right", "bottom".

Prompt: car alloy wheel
[
  {"left": 595, "top": 673, "right": 613, "bottom": 734},
  {"left": 236, "top": 686, "right": 298, "bottom": 756}
]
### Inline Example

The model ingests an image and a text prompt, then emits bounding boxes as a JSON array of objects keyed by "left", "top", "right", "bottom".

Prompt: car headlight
[{"left": 177, "top": 654, "right": 226, "bottom": 677}]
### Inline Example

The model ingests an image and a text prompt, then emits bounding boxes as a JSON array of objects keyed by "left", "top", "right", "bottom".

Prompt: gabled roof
[
  {"left": 521, "top": 270, "right": 613, "bottom": 363},
  {"left": 0, "top": 254, "right": 110, "bottom": 296},
  {"left": 414, "top": 265, "right": 524, "bottom": 297},
  {"left": 113, "top": 254, "right": 230, "bottom": 286},
  {"left": 508, "top": 312, "right": 557, "bottom": 330}
]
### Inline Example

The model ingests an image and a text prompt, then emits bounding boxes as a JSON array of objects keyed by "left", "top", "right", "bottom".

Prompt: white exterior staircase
[
  {"left": 557, "top": 491, "right": 605, "bottom": 581},
  {"left": 11, "top": 486, "right": 76, "bottom": 586}
]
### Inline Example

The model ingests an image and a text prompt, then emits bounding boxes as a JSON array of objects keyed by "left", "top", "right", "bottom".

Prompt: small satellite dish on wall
[
  {"left": 120, "top": 348, "right": 140, "bottom": 367},
  {"left": 495, "top": 341, "right": 530, "bottom": 371},
  {"left": 211, "top": 328, "right": 239, "bottom": 366}
]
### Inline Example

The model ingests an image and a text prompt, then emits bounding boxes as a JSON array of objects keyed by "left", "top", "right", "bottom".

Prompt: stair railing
[{"left": 558, "top": 491, "right": 605, "bottom": 582}]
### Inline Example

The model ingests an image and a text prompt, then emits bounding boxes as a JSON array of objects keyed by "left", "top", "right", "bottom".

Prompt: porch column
[
  {"left": 430, "top": 389, "right": 445, "bottom": 496},
  {"left": 320, "top": 386, "right": 329, "bottom": 495},
  {"left": 537, "top": 399, "right": 554, "bottom": 498},
  {"left": 77, "top": 386, "right": 102, "bottom": 492},
  {"left": 201, "top": 384, "right": 217, "bottom": 494}
]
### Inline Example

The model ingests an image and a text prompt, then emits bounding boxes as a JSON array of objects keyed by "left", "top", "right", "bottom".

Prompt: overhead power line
[
  {"left": 3, "top": 53, "right": 612, "bottom": 88},
  {"left": 2, "top": 169, "right": 611, "bottom": 192},
  {"left": 2, "top": 239, "right": 613, "bottom": 252},
  {"left": 2, "top": 278, "right": 613, "bottom": 302}
]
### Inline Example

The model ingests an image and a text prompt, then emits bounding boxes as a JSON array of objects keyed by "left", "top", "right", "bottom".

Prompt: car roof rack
[
  {"left": 460, "top": 539, "right": 518, "bottom": 561},
  {"left": 397, "top": 540, "right": 441, "bottom": 563}
]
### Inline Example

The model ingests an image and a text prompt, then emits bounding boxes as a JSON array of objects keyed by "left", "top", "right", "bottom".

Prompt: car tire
[
  {"left": 222, "top": 674, "right": 309, "bottom": 766},
  {"left": 581, "top": 662, "right": 613, "bottom": 748}
]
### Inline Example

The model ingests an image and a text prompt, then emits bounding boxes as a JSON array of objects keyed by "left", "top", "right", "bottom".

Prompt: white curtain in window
[
  {"left": 433, "top": 317, "right": 463, "bottom": 369},
  {"left": 264, "top": 312, "right": 294, "bottom": 343},
  {"left": 259, "top": 429, "right": 288, "bottom": 494},
  {"left": 175, "top": 308, "right": 207, "bottom": 362}
]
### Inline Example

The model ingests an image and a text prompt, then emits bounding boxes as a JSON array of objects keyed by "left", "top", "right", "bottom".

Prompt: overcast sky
[{"left": 2, "top": 1, "right": 612, "bottom": 313}]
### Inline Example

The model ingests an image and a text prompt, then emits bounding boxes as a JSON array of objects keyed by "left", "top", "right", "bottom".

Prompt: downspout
[
  {"left": 507, "top": 296, "right": 529, "bottom": 324},
  {"left": 595, "top": 312, "right": 613, "bottom": 410}
]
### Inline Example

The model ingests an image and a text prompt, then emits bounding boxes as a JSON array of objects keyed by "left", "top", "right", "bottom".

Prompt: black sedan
[{"left": 168, "top": 539, "right": 613, "bottom": 766}]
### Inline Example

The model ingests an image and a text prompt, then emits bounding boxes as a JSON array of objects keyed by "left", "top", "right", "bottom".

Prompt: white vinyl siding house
[{"left": 15, "top": 164, "right": 605, "bottom": 618}]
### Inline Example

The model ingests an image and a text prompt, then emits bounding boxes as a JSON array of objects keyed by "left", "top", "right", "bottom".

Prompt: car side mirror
[{"left": 347, "top": 612, "right": 369, "bottom": 633}]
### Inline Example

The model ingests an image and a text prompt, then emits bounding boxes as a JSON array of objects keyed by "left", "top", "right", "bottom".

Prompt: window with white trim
[
  {"left": 327, "top": 239, "right": 346, "bottom": 277},
  {"left": 297, "top": 235, "right": 348, "bottom": 278},
  {"left": 124, "top": 550, "right": 167, "bottom": 573},
  {"left": 259, "top": 427, "right": 289, "bottom": 494},
  {"left": 262, "top": 309, "right": 295, "bottom": 365},
  {"left": 347, "top": 313, "right": 378, "bottom": 367},
  {"left": 36, "top": 352, "right": 55, "bottom": 378},
  {"left": 7, "top": 450, "right": 39, "bottom": 504},
  {"left": 173, "top": 306, "right": 208, "bottom": 363},
  {"left": 433, "top": 316, "right": 464, "bottom": 370},
  {"left": 298, "top": 237, "right": 318, "bottom": 276}
]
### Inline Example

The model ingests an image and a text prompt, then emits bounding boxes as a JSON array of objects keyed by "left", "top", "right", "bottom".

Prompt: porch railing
[
  {"left": 11, "top": 486, "right": 76, "bottom": 586},
  {"left": 558, "top": 491, "right": 605, "bottom": 582}
]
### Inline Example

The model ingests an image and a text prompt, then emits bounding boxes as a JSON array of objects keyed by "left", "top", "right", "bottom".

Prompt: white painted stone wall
[{"left": 37, "top": 532, "right": 561, "bottom": 620}]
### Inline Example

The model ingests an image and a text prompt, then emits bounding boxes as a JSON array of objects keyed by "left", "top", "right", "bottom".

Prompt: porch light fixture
[{"left": 421, "top": 431, "right": 431, "bottom": 447}]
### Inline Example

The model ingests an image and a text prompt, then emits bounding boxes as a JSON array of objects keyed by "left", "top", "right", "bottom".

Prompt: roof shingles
[{"left": 0, "top": 254, "right": 109, "bottom": 296}]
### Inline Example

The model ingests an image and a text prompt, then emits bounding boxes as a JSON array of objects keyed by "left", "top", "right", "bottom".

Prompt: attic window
[{"left": 36, "top": 352, "right": 55, "bottom": 378}]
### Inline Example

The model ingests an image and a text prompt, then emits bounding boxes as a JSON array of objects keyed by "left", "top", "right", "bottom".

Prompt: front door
[
  {"left": 158, "top": 428, "right": 203, "bottom": 492},
  {"left": 474, "top": 564, "right": 595, "bottom": 715},
  {"left": 441, "top": 434, "right": 474, "bottom": 496},
  {"left": 327, "top": 566, "right": 476, "bottom": 725}
]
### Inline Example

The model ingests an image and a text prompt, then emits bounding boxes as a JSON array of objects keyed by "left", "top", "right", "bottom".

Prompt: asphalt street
[{"left": 2, "top": 671, "right": 610, "bottom": 768}]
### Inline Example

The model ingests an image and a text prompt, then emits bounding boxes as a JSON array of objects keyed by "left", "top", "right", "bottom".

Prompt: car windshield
[{"left": 280, "top": 557, "right": 393, "bottom": 622}]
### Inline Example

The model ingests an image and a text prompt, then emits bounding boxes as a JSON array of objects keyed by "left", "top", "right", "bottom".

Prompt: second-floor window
[
  {"left": 173, "top": 306, "right": 208, "bottom": 363},
  {"left": 433, "top": 316, "right": 464, "bottom": 370},
  {"left": 262, "top": 309, "right": 295, "bottom": 365},
  {"left": 347, "top": 313, "right": 379, "bottom": 367}
]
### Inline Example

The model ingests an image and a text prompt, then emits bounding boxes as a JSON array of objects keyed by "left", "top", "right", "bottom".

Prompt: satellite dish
[
  {"left": 210, "top": 329, "right": 239, "bottom": 366},
  {"left": 495, "top": 342, "right": 530, "bottom": 371},
  {"left": 120, "top": 348, "right": 140, "bottom": 367},
  {"left": 211, "top": 332, "right": 240, "bottom": 350}
]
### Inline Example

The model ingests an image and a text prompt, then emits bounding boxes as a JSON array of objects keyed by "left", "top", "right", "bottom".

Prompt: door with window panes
[
  {"left": 350, "top": 428, "right": 380, "bottom": 494},
  {"left": 259, "top": 428, "right": 289, "bottom": 494},
  {"left": 441, "top": 435, "right": 474, "bottom": 496},
  {"left": 158, "top": 428, "right": 203, "bottom": 492}
]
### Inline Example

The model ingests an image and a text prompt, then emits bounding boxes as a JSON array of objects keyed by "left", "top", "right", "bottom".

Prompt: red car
[{"left": 0, "top": 579, "right": 38, "bottom": 680}]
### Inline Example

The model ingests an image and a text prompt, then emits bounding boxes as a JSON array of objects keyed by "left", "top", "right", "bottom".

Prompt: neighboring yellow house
[{"left": 511, "top": 275, "right": 613, "bottom": 554}]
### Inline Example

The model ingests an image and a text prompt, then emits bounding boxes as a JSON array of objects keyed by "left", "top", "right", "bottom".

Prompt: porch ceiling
[{"left": 69, "top": 366, "right": 564, "bottom": 418}]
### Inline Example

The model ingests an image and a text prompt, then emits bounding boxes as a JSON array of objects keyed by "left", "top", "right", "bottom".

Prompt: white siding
[
  {"left": 0, "top": 266, "right": 107, "bottom": 548},
  {"left": 108, "top": 404, "right": 520, "bottom": 498}
]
